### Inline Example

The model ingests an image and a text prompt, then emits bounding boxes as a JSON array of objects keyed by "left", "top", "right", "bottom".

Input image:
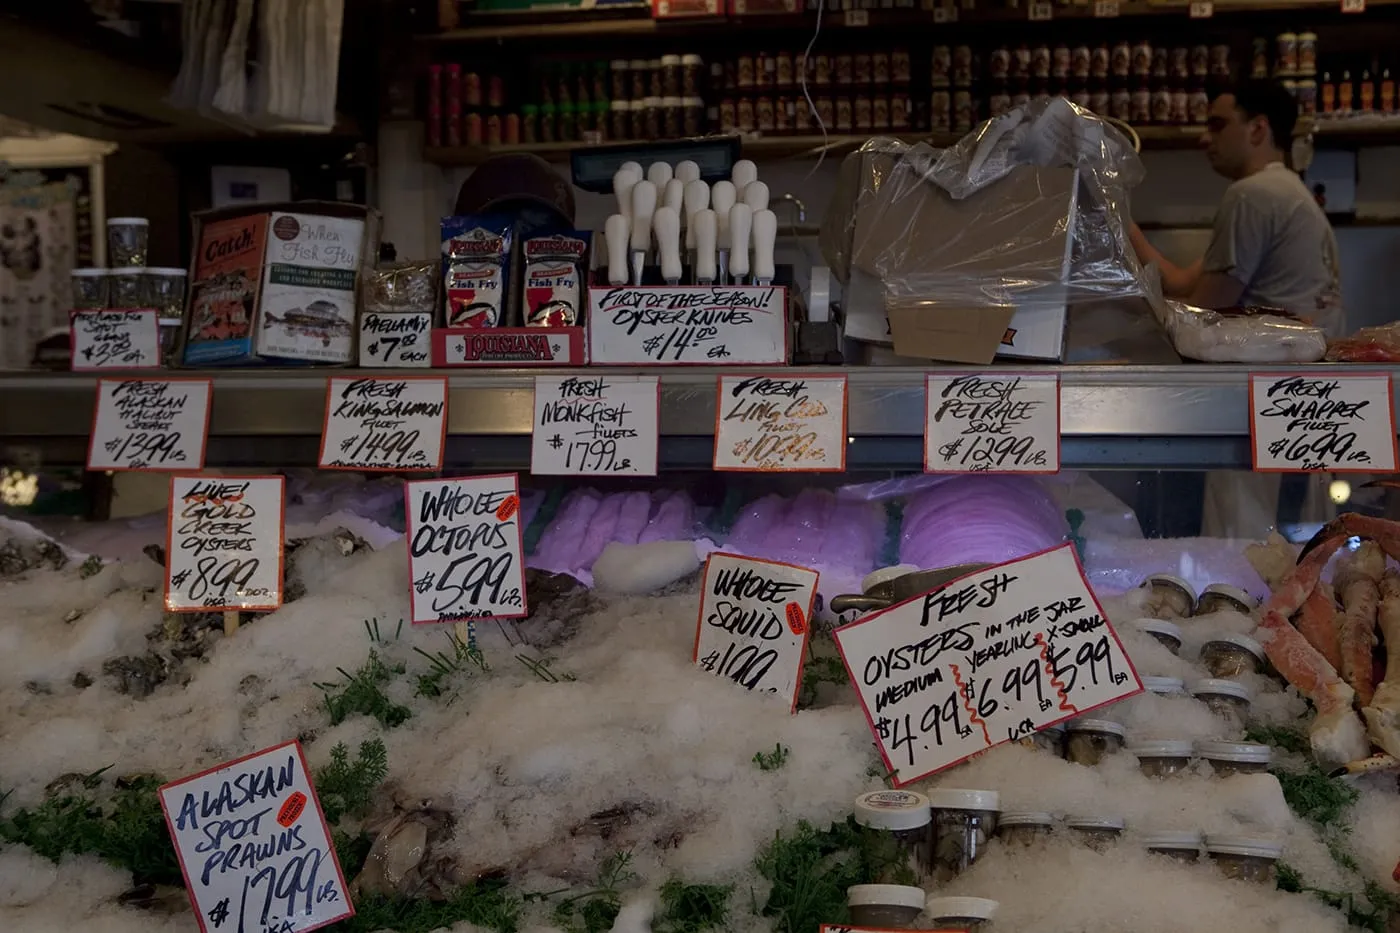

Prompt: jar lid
[
  {"left": 683, "top": 96, "right": 705, "bottom": 106},
  {"left": 925, "top": 897, "right": 998, "bottom": 921},
  {"left": 1196, "top": 741, "right": 1272, "bottom": 764},
  {"left": 648, "top": 58, "right": 662, "bottom": 67},
  {"left": 71, "top": 268, "right": 108, "bottom": 277},
  {"left": 1205, "top": 834, "right": 1282, "bottom": 858},
  {"left": 1130, "top": 618, "right": 1183, "bottom": 643},
  {"left": 661, "top": 54, "right": 682, "bottom": 66},
  {"left": 1202, "top": 632, "right": 1266, "bottom": 661},
  {"left": 157, "top": 317, "right": 182, "bottom": 326},
  {"left": 682, "top": 54, "right": 704, "bottom": 65},
  {"left": 1143, "top": 830, "right": 1202, "bottom": 850},
  {"left": 1277, "top": 31, "right": 1298, "bottom": 38},
  {"left": 109, "top": 266, "right": 147, "bottom": 274},
  {"left": 610, "top": 100, "right": 628, "bottom": 111},
  {"left": 611, "top": 60, "right": 630, "bottom": 69},
  {"left": 661, "top": 96, "right": 683, "bottom": 106},
  {"left": 1141, "top": 676, "right": 1186, "bottom": 695},
  {"left": 1144, "top": 573, "right": 1197, "bottom": 601},
  {"left": 862, "top": 564, "right": 918, "bottom": 592},
  {"left": 1299, "top": 31, "right": 1317, "bottom": 40},
  {"left": 853, "top": 790, "right": 931, "bottom": 831},
  {"left": 1067, "top": 718, "right": 1125, "bottom": 737},
  {"left": 1067, "top": 815, "right": 1125, "bottom": 830},
  {"left": 846, "top": 884, "right": 926, "bottom": 909},
  {"left": 629, "top": 59, "right": 649, "bottom": 69},
  {"left": 1189, "top": 678, "right": 1253, "bottom": 702},
  {"left": 107, "top": 217, "right": 149, "bottom": 225},
  {"left": 926, "top": 787, "right": 1001, "bottom": 811},
  {"left": 145, "top": 267, "right": 187, "bottom": 276},
  {"left": 999, "top": 811, "right": 1055, "bottom": 826},
  {"left": 1127, "top": 740, "right": 1194, "bottom": 758},
  {"left": 643, "top": 96, "right": 662, "bottom": 106},
  {"left": 1202, "top": 583, "right": 1257, "bottom": 609}
]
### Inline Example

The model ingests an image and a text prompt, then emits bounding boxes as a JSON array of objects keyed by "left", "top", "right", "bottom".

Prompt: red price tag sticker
[
  {"left": 785, "top": 601, "right": 808, "bottom": 635},
  {"left": 496, "top": 494, "right": 520, "bottom": 522},
  {"left": 277, "top": 791, "right": 307, "bottom": 827}
]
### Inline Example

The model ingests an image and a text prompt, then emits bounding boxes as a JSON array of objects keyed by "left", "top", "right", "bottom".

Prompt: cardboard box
[
  {"left": 255, "top": 212, "right": 365, "bottom": 363},
  {"left": 183, "top": 214, "right": 268, "bottom": 365}
]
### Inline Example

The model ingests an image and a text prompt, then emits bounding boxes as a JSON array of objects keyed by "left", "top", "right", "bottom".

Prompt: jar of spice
[
  {"left": 872, "top": 51, "right": 890, "bottom": 85},
  {"left": 642, "top": 96, "right": 662, "bottom": 139},
  {"left": 835, "top": 54, "right": 854, "bottom": 86},
  {"left": 662, "top": 96, "right": 683, "bottom": 138},
  {"left": 1199, "top": 633, "right": 1266, "bottom": 679},
  {"left": 683, "top": 97, "right": 704, "bottom": 136},
  {"left": 928, "top": 788, "right": 1000, "bottom": 883},
  {"left": 1065, "top": 718, "right": 1125, "bottom": 766},
  {"left": 892, "top": 49, "right": 911, "bottom": 84},
  {"left": 853, "top": 790, "right": 931, "bottom": 884},
  {"left": 1206, "top": 835, "right": 1282, "bottom": 883},
  {"left": 872, "top": 96, "right": 889, "bottom": 131},
  {"left": 1067, "top": 815, "right": 1124, "bottom": 850},
  {"left": 924, "top": 897, "right": 997, "bottom": 933},
  {"left": 720, "top": 98, "right": 738, "bottom": 133},
  {"left": 1197, "top": 583, "right": 1257, "bottom": 616},
  {"left": 660, "top": 55, "right": 682, "bottom": 97},
  {"left": 630, "top": 59, "right": 650, "bottom": 99},
  {"left": 997, "top": 811, "right": 1054, "bottom": 846},
  {"left": 756, "top": 51, "right": 775, "bottom": 88},
  {"left": 738, "top": 97, "right": 756, "bottom": 132},
  {"left": 737, "top": 55, "right": 756, "bottom": 89},
  {"left": 1190, "top": 678, "right": 1253, "bottom": 725},
  {"left": 756, "top": 96, "right": 776, "bottom": 133},
  {"left": 1127, "top": 740, "right": 1195, "bottom": 778},
  {"left": 775, "top": 96, "right": 793, "bottom": 134},
  {"left": 609, "top": 100, "right": 629, "bottom": 140},
  {"left": 776, "top": 51, "right": 794, "bottom": 88},
  {"left": 1144, "top": 830, "right": 1202, "bottom": 863},
  {"left": 538, "top": 104, "right": 556, "bottom": 143},
  {"left": 846, "top": 885, "right": 926, "bottom": 929},
  {"left": 854, "top": 53, "right": 873, "bottom": 85},
  {"left": 854, "top": 95, "right": 872, "bottom": 131},
  {"left": 648, "top": 58, "right": 663, "bottom": 96},
  {"left": 835, "top": 96, "right": 853, "bottom": 132},
  {"left": 1197, "top": 740, "right": 1272, "bottom": 776},
  {"left": 610, "top": 60, "right": 630, "bottom": 100},
  {"left": 892, "top": 92, "right": 910, "bottom": 129},
  {"left": 681, "top": 54, "right": 704, "bottom": 96},
  {"left": 813, "top": 53, "right": 832, "bottom": 86},
  {"left": 1129, "top": 618, "right": 1183, "bottom": 655}
]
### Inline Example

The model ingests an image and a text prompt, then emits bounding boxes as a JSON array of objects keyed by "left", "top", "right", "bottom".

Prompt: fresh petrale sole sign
[
  {"left": 832, "top": 544, "right": 1141, "bottom": 784},
  {"left": 693, "top": 552, "right": 818, "bottom": 710},
  {"left": 165, "top": 475, "right": 285, "bottom": 612},
  {"left": 404, "top": 473, "right": 527, "bottom": 623},
  {"left": 1249, "top": 372, "right": 1398, "bottom": 473},
  {"left": 587, "top": 286, "right": 788, "bottom": 364},
  {"left": 159, "top": 741, "right": 353, "bottom": 933}
]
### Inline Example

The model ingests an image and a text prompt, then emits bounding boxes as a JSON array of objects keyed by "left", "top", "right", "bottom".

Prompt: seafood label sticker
[
  {"left": 832, "top": 544, "right": 1141, "bottom": 784},
  {"left": 158, "top": 741, "right": 354, "bottom": 933},
  {"left": 531, "top": 375, "right": 660, "bottom": 476},
  {"left": 714, "top": 375, "right": 848, "bottom": 472},
  {"left": 587, "top": 286, "right": 788, "bottom": 365},
  {"left": 319, "top": 377, "right": 448, "bottom": 472},
  {"left": 358, "top": 311, "right": 432, "bottom": 367},
  {"left": 88, "top": 378, "right": 213, "bottom": 471},
  {"left": 165, "top": 476, "right": 285, "bottom": 613},
  {"left": 1249, "top": 373, "right": 1398, "bottom": 473},
  {"left": 404, "top": 474, "right": 527, "bottom": 624},
  {"left": 70, "top": 309, "right": 161, "bottom": 370},
  {"left": 693, "top": 553, "right": 819, "bottom": 710},
  {"left": 925, "top": 373, "right": 1060, "bottom": 473}
]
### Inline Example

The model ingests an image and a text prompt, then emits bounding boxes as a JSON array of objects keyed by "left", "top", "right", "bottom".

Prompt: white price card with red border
[
  {"left": 358, "top": 311, "right": 433, "bottom": 367},
  {"left": 531, "top": 374, "right": 661, "bottom": 476},
  {"left": 693, "top": 552, "right": 819, "bottom": 711},
  {"left": 318, "top": 376, "right": 448, "bottom": 472},
  {"left": 924, "top": 373, "right": 1060, "bottom": 474},
  {"left": 70, "top": 309, "right": 161, "bottom": 370},
  {"left": 713, "top": 374, "right": 847, "bottom": 472},
  {"left": 832, "top": 544, "right": 1141, "bottom": 785},
  {"left": 87, "top": 378, "right": 213, "bottom": 472},
  {"left": 158, "top": 740, "right": 354, "bottom": 933},
  {"left": 587, "top": 286, "right": 788, "bottom": 365},
  {"left": 404, "top": 473, "right": 527, "bottom": 624},
  {"left": 1248, "top": 372, "right": 1398, "bottom": 473},
  {"left": 165, "top": 475, "right": 285, "bottom": 613}
]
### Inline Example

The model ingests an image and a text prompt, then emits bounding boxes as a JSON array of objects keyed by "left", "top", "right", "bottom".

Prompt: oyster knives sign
[{"left": 832, "top": 545, "right": 1142, "bottom": 784}]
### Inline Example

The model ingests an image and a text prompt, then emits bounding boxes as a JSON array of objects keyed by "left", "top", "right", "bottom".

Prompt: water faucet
[{"left": 773, "top": 193, "right": 807, "bottom": 236}]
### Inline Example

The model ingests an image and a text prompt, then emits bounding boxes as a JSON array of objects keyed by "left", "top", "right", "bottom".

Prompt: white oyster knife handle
[
  {"left": 630, "top": 181, "right": 657, "bottom": 252},
  {"left": 605, "top": 214, "right": 631, "bottom": 285},
  {"left": 729, "top": 203, "right": 753, "bottom": 283},
  {"left": 614, "top": 166, "right": 642, "bottom": 221},
  {"left": 662, "top": 178, "right": 685, "bottom": 215},
  {"left": 711, "top": 181, "right": 736, "bottom": 249},
  {"left": 731, "top": 159, "right": 758, "bottom": 191},
  {"left": 693, "top": 210, "right": 717, "bottom": 284},
  {"left": 683, "top": 179, "right": 709, "bottom": 251},
  {"left": 647, "top": 161, "right": 674, "bottom": 188},
  {"left": 653, "top": 207, "right": 682, "bottom": 284},
  {"left": 675, "top": 160, "right": 701, "bottom": 184},
  {"left": 752, "top": 209, "right": 777, "bottom": 285},
  {"left": 742, "top": 181, "right": 770, "bottom": 212}
]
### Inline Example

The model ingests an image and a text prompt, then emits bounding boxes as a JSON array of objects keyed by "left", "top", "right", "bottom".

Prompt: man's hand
[{"left": 1127, "top": 221, "right": 1205, "bottom": 300}]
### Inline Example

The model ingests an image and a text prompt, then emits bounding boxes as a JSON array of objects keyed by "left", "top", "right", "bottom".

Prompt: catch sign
[
  {"left": 70, "top": 309, "right": 161, "bottom": 370},
  {"left": 587, "top": 286, "right": 788, "bottom": 365},
  {"left": 714, "top": 375, "right": 848, "bottom": 471},
  {"left": 693, "top": 553, "right": 819, "bottom": 710},
  {"left": 531, "top": 374, "right": 660, "bottom": 476},
  {"left": 166, "top": 476, "right": 285, "bottom": 612},
  {"left": 833, "top": 544, "right": 1141, "bottom": 784},
  {"left": 318, "top": 376, "right": 448, "bottom": 471},
  {"left": 159, "top": 741, "right": 353, "bottom": 933},
  {"left": 404, "top": 473, "right": 527, "bottom": 623},
  {"left": 87, "top": 378, "right": 212, "bottom": 471},
  {"left": 925, "top": 373, "right": 1060, "bottom": 473},
  {"left": 1249, "top": 373, "right": 1398, "bottom": 473}
]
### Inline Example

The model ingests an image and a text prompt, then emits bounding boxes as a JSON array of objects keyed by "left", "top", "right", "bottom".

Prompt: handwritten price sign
[
  {"left": 70, "top": 309, "right": 161, "bottom": 370},
  {"left": 832, "top": 544, "right": 1141, "bottom": 784},
  {"left": 405, "top": 474, "right": 527, "bottom": 624},
  {"left": 87, "top": 378, "right": 212, "bottom": 471},
  {"left": 532, "top": 375, "right": 660, "bottom": 476},
  {"left": 165, "top": 476, "right": 284, "bottom": 612},
  {"left": 588, "top": 286, "right": 788, "bottom": 365},
  {"left": 714, "top": 375, "right": 847, "bottom": 472},
  {"left": 318, "top": 377, "right": 447, "bottom": 472},
  {"left": 693, "top": 553, "right": 819, "bottom": 710},
  {"left": 159, "top": 741, "right": 354, "bottom": 933},
  {"left": 925, "top": 373, "right": 1060, "bottom": 474},
  {"left": 1249, "top": 373, "right": 1397, "bottom": 473},
  {"left": 358, "top": 312, "right": 433, "bottom": 367}
]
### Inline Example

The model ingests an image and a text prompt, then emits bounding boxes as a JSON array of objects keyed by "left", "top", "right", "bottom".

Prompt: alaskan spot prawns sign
[{"left": 832, "top": 544, "right": 1141, "bottom": 784}]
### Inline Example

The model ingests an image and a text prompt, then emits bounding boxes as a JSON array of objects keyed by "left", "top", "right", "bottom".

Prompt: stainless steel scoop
[{"left": 829, "top": 563, "right": 992, "bottom": 616}]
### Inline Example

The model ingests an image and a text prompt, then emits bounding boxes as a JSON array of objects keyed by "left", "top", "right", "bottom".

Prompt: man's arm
[{"left": 1129, "top": 223, "right": 1204, "bottom": 298}]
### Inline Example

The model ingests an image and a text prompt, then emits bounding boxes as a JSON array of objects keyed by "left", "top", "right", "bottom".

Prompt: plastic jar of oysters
[
  {"left": 997, "top": 811, "right": 1055, "bottom": 846},
  {"left": 144, "top": 268, "right": 188, "bottom": 319},
  {"left": 924, "top": 897, "right": 998, "bottom": 933},
  {"left": 107, "top": 217, "right": 149, "bottom": 267},
  {"left": 1141, "top": 676, "right": 1188, "bottom": 697},
  {"left": 108, "top": 267, "right": 147, "bottom": 309},
  {"left": 1017, "top": 722, "right": 1064, "bottom": 755},
  {"left": 1199, "top": 633, "right": 1266, "bottom": 678},
  {"left": 1197, "top": 583, "right": 1257, "bottom": 616},
  {"left": 1127, "top": 740, "right": 1194, "bottom": 778},
  {"left": 1067, "top": 815, "right": 1124, "bottom": 850},
  {"left": 1144, "top": 830, "right": 1202, "bottom": 863},
  {"left": 1140, "top": 573, "right": 1196, "bottom": 618},
  {"left": 852, "top": 790, "right": 931, "bottom": 883},
  {"left": 1206, "top": 835, "right": 1282, "bottom": 883},
  {"left": 71, "top": 268, "right": 110, "bottom": 310},
  {"left": 1190, "top": 678, "right": 1253, "bottom": 724},
  {"left": 1130, "top": 618, "right": 1183, "bottom": 655},
  {"left": 846, "top": 884, "right": 925, "bottom": 928},
  {"left": 1065, "top": 719, "right": 1125, "bottom": 765},
  {"left": 1197, "top": 741, "right": 1271, "bottom": 776},
  {"left": 928, "top": 788, "right": 1000, "bottom": 883}
]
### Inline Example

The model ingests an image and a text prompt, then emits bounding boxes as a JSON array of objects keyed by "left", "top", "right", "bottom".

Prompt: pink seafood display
[
  {"left": 899, "top": 475, "right": 1068, "bottom": 570},
  {"left": 724, "top": 488, "right": 884, "bottom": 585},
  {"left": 528, "top": 489, "right": 697, "bottom": 578}
]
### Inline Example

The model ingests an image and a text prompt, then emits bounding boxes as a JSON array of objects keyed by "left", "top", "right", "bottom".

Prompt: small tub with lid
[
  {"left": 846, "top": 884, "right": 925, "bottom": 928},
  {"left": 927, "top": 788, "right": 999, "bottom": 883},
  {"left": 1130, "top": 618, "right": 1183, "bottom": 654},
  {"left": 1197, "top": 583, "right": 1257, "bottom": 616},
  {"left": 1197, "top": 740, "right": 1272, "bottom": 776},
  {"left": 1199, "top": 633, "right": 1266, "bottom": 679},
  {"left": 997, "top": 811, "right": 1054, "bottom": 846},
  {"left": 1065, "top": 718, "right": 1125, "bottom": 766},
  {"left": 924, "top": 897, "right": 998, "bottom": 933},
  {"left": 1140, "top": 573, "right": 1196, "bottom": 619},
  {"left": 1190, "top": 678, "right": 1253, "bottom": 723},
  {"left": 1206, "top": 834, "right": 1282, "bottom": 883},
  {"left": 1016, "top": 722, "right": 1065, "bottom": 756},
  {"left": 1067, "top": 815, "right": 1124, "bottom": 850},
  {"left": 1127, "top": 740, "right": 1195, "bottom": 778},
  {"left": 1144, "top": 830, "right": 1202, "bottom": 863},
  {"left": 1141, "top": 676, "right": 1188, "bottom": 697},
  {"left": 852, "top": 790, "right": 930, "bottom": 883}
]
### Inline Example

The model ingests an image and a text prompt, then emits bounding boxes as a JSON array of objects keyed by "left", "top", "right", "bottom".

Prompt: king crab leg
[
  {"left": 1334, "top": 541, "right": 1384, "bottom": 706},
  {"left": 1295, "top": 581, "right": 1344, "bottom": 672},
  {"left": 1363, "top": 570, "right": 1400, "bottom": 759}
]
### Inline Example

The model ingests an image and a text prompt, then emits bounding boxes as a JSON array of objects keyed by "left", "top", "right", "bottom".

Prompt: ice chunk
[{"left": 592, "top": 542, "right": 701, "bottom": 594}]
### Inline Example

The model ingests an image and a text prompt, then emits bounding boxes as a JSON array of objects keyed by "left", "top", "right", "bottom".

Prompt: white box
[{"left": 254, "top": 212, "right": 365, "bottom": 363}]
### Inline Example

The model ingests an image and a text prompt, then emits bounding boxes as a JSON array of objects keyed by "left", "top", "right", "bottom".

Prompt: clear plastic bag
[{"left": 1157, "top": 300, "right": 1326, "bottom": 363}]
